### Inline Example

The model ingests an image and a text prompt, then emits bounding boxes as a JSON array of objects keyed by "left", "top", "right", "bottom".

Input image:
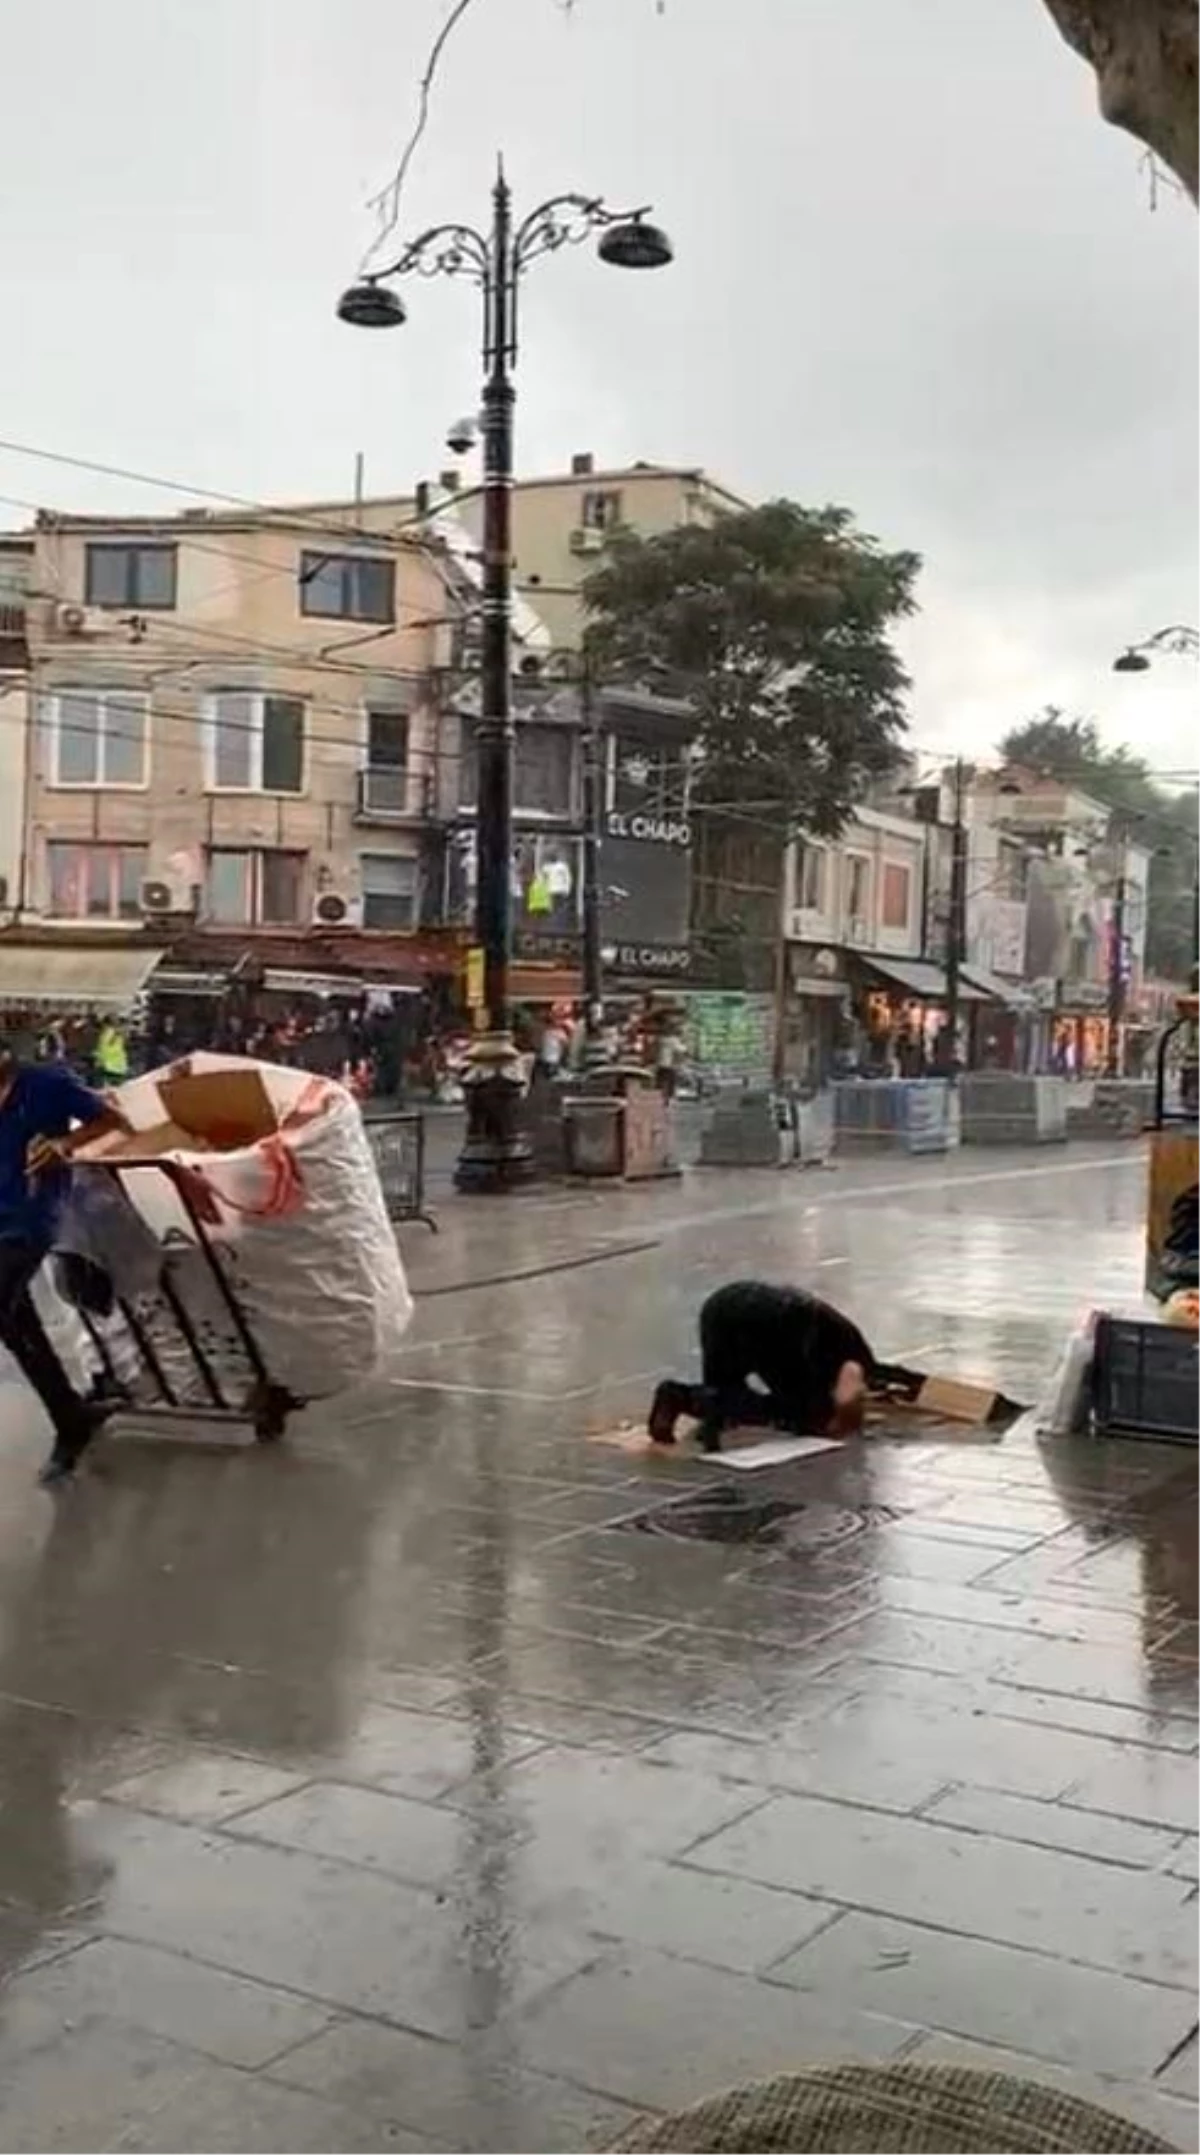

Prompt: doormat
[{"left": 612, "top": 1481, "right": 902, "bottom": 1552}]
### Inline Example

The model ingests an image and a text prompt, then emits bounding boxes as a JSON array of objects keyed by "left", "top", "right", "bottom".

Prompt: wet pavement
[{"left": 0, "top": 1138, "right": 1196, "bottom": 2151}]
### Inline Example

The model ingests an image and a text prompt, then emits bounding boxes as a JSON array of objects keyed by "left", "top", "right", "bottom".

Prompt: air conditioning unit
[
  {"left": 568, "top": 526, "right": 605, "bottom": 555},
  {"left": 311, "top": 891, "right": 363, "bottom": 928},
  {"left": 54, "top": 602, "right": 108, "bottom": 638},
  {"left": 139, "top": 874, "right": 195, "bottom": 917}
]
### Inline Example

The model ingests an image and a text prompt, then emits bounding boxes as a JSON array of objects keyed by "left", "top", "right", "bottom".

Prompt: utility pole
[
  {"left": 1106, "top": 857, "right": 1128, "bottom": 1078},
  {"left": 579, "top": 656, "right": 607, "bottom": 1065},
  {"left": 943, "top": 757, "right": 967, "bottom": 1079},
  {"left": 1191, "top": 853, "right": 1199, "bottom": 984}
]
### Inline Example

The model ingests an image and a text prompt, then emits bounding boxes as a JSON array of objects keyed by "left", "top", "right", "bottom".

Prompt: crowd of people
[{"left": 15, "top": 989, "right": 692, "bottom": 1108}]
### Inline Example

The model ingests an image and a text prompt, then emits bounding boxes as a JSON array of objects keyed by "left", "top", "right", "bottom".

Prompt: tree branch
[{"left": 1040, "top": 0, "right": 1198, "bottom": 201}]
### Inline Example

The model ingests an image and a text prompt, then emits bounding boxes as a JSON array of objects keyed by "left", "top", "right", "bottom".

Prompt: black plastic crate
[{"left": 1092, "top": 1315, "right": 1199, "bottom": 1444}]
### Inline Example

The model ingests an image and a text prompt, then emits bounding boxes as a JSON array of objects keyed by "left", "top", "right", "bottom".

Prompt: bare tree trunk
[{"left": 1040, "top": 0, "right": 1198, "bottom": 201}]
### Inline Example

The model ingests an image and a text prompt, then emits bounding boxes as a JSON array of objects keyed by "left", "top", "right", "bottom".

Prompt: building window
[
  {"left": 206, "top": 692, "right": 305, "bottom": 793},
  {"left": 85, "top": 543, "right": 177, "bottom": 610},
  {"left": 459, "top": 722, "right": 573, "bottom": 818},
  {"left": 46, "top": 842, "right": 147, "bottom": 919},
  {"left": 845, "top": 854, "right": 872, "bottom": 927},
  {"left": 299, "top": 551, "right": 395, "bottom": 624},
  {"left": 581, "top": 490, "right": 622, "bottom": 532},
  {"left": 361, "top": 709, "right": 410, "bottom": 813},
  {"left": 205, "top": 849, "right": 305, "bottom": 926},
  {"left": 50, "top": 687, "right": 148, "bottom": 787},
  {"left": 881, "top": 860, "right": 911, "bottom": 931},
  {"left": 612, "top": 742, "right": 690, "bottom": 818},
  {"left": 360, "top": 853, "right": 417, "bottom": 930},
  {"left": 797, "top": 844, "right": 825, "bottom": 912}
]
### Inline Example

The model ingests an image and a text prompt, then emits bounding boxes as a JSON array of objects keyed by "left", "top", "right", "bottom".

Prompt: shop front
[
  {"left": 784, "top": 945, "right": 852, "bottom": 1086},
  {"left": 851, "top": 955, "right": 992, "bottom": 1074},
  {"left": 0, "top": 931, "right": 167, "bottom": 1059}
]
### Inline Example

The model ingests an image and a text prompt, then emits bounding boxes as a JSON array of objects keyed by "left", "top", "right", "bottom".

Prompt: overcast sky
[{"left": 1, "top": 0, "right": 1195, "bottom": 780}]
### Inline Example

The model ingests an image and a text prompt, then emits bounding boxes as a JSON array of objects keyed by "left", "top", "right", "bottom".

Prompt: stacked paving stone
[{"left": 1065, "top": 1080, "right": 1155, "bottom": 1140}]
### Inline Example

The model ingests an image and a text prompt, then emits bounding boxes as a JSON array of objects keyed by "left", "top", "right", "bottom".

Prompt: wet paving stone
[
  {"left": 509, "top": 1943, "right": 917, "bottom": 2114},
  {"left": 0, "top": 1144, "right": 1194, "bottom": 2149},
  {"left": 765, "top": 1907, "right": 1198, "bottom": 2080},
  {"left": 271, "top": 2017, "right": 644, "bottom": 2152},
  {"left": 684, "top": 1786, "right": 1200, "bottom": 1989}
]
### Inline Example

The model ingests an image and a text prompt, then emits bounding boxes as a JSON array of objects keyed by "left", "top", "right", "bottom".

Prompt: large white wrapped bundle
[{"left": 74, "top": 1055, "right": 413, "bottom": 1403}]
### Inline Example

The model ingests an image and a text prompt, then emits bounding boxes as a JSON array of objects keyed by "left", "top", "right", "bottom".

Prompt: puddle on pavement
[{"left": 615, "top": 1480, "right": 901, "bottom": 1551}]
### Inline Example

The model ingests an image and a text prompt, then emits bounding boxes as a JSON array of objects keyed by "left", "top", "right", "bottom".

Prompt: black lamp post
[{"left": 338, "top": 164, "right": 671, "bottom": 1190}]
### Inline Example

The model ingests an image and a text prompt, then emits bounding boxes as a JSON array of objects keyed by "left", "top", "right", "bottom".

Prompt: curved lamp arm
[
  {"left": 376, "top": 222, "right": 491, "bottom": 285},
  {"left": 513, "top": 193, "right": 651, "bottom": 273}
]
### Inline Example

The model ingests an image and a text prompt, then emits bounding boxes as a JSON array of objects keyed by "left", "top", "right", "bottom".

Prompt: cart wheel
[{"left": 252, "top": 1385, "right": 291, "bottom": 1443}]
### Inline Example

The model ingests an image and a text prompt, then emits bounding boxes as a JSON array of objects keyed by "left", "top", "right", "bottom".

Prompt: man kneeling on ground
[{"left": 649, "top": 1279, "right": 909, "bottom": 1453}]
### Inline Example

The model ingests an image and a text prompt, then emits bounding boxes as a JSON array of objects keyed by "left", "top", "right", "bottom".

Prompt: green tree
[
  {"left": 582, "top": 499, "right": 919, "bottom": 989},
  {"left": 999, "top": 707, "right": 1197, "bottom": 979},
  {"left": 583, "top": 501, "right": 919, "bottom": 836}
]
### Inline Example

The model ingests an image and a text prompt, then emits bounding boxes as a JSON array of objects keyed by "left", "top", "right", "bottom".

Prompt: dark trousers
[{"left": 0, "top": 1240, "right": 90, "bottom": 1453}]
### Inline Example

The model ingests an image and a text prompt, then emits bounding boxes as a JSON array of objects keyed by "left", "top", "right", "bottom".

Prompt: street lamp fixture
[
  {"left": 336, "top": 281, "right": 408, "bottom": 329},
  {"left": 1112, "top": 624, "right": 1200, "bottom": 673},
  {"left": 337, "top": 164, "right": 672, "bottom": 1191}
]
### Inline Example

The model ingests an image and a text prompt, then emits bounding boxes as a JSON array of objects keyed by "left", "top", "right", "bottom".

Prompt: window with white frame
[
  {"left": 49, "top": 687, "right": 148, "bottom": 787},
  {"left": 796, "top": 843, "right": 825, "bottom": 912},
  {"left": 845, "top": 854, "right": 872, "bottom": 929},
  {"left": 204, "top": 848, "right": 306, "bottom": 925},
  {"left": 206, "top": 692, "right": 305, "bottom": 793},
  {"left": 360, "top": 852, "right": 418, "bottom": 930},
  {"left": 580, "top": 489, "right": 622, "bottom": 532},
  {"left": 46, "top": 842, "right": 147, "bottom": 919}
]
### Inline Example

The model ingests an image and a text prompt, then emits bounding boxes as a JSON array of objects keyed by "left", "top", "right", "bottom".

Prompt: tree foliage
[
  {"left": 582, "top": 500, "right": 919, "bottom": 839},
  {"left": 999, "top": 707, "right": 1197, "bottom": 979}
]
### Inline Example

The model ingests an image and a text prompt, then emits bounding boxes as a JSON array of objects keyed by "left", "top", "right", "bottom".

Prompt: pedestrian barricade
[{"left": 363, "top": 1109, "right": 438, "bottom": 1231}]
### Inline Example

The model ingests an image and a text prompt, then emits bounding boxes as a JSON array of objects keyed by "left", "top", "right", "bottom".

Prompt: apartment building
[
  {"left": 9, "top": 494, "right": 468, "bottom": 1000},
  {"left": 455, "top": 454, "right": 745, "bottom": 650},
  {"left": 781, "top": 807, "right": 931, "bottom": 1076},
  {"left": 0, "top": 535, "right": 32, "bottom": 919}
]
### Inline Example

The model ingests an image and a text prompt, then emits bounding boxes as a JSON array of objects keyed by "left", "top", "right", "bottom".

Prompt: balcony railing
[{"left": 355, "top": 766, "right": 434, "bottom": 821}]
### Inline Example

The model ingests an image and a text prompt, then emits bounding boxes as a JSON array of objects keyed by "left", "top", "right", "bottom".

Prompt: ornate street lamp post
[
  {"left": 1113, "top": 624, "right": 1200, "bottom": 672},
  {"left": 338, "top": 164, "right": 671, "bottom": 1189}
]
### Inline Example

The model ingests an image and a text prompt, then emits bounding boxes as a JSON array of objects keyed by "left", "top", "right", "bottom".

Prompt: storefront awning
[
  {"left": 862, "top": 956, "right": 990, "bottom": 1003},
  {"left": 960, "top": 965, "right": 1035, "bottom": 1010},
  {"left": 0, "top": 941, "right": 164, "bottom": 1012},
  {"left": 152, "top": 968, "right": 228, "bottom": 998},
  {"left": 263, "top": 969, "right": 365, "bottom": 998}
]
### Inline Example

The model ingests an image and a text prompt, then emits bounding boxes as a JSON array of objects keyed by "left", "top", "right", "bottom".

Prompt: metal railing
[
  {"left": 355, "top": 767, "right": 434, "bottom": 821},
  {"left": 363, "top": 1109, "right": 438, "bottom": 1230}
]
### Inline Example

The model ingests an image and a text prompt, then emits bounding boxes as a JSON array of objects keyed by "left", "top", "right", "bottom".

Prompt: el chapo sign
[{"left": 605, "top": 809, "right": 691, "bottom": 848}]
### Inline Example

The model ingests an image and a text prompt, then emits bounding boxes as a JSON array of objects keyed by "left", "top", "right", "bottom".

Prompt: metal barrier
[{"left": 364, "top": 1109, "right": 438, "bottom": 1231}]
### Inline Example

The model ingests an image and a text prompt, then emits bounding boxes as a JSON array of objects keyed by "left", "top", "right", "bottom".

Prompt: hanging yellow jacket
[{"left": 95, "top": 1024, "right": 130, "bottom": 1082}]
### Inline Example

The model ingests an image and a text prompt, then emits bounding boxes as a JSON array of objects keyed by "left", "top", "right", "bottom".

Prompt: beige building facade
[
  {"left": 459, "top": 454, "right": 745, "bottom": 649},
  {"left": 21, "top": 499, "right": 453, "bottom": 942}
]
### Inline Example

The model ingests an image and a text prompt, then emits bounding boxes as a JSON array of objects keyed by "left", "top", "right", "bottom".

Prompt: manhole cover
[{"left": 615, "top": 1482, "right": 897, "bottom": 1551}]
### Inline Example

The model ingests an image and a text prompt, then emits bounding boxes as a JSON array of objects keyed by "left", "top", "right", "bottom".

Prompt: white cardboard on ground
[{"left": 718, "top": 1434, "right": 842, "bottom": 1470}]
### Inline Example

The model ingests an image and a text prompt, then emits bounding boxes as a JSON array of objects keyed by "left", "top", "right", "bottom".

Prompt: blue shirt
[{"left": 0, "top": 1063, "right": 110, "bottom": 1253}]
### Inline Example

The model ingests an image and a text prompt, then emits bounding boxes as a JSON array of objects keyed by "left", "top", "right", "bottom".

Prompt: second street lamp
[{"left": 338, "top": 162, "right": 671, "bottom": 1191}]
